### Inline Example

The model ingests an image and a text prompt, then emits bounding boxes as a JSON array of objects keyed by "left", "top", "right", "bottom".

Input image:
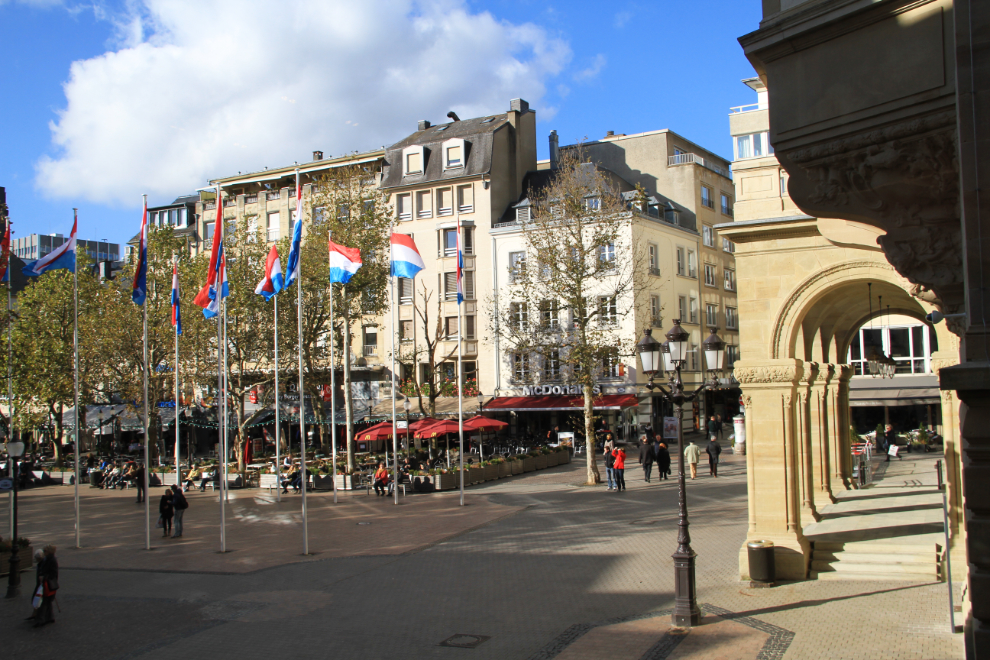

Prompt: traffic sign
[{"left": 0, "top": 478, "right": 12, "bottom": 493}]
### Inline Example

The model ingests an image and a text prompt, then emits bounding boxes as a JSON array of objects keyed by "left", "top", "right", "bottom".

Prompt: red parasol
[
  {"left": 414, "top": 419, "right": 462, "bottom": 439},
  {"left": 357, "top": 421, "right": 410, "bottom": 442},
  {"left": 462, "top": 415, "right": 508, "bottom": 432}
]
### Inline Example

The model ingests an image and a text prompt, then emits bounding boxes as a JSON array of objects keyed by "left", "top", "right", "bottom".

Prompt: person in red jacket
[
  {"left": 373, "top": 463, "right": 390, "bottom": 496},
  {"left": 611, "top": 445, "right": 627, "bottom": 491}
]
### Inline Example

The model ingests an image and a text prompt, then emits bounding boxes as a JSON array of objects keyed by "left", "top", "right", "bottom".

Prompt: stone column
[
  {"left": 827, "top": 365, "right": 854, "bottom": 491},
  {"left": 735, "top": 359, "right": 810, "bottom": 581},
  {"left": 810, "top": 363, "right": 837, "bottom": 508},
  {"left": 798, "top": 363, "right": 820, "bottom": 522}
]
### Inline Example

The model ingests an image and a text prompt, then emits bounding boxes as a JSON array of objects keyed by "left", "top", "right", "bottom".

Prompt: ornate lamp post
[
  {"left": 637, "top": 320, "right": 726, "bottom": 628},
  {"left": 5, "top": 439, "right": 25, "bottom": 598}
]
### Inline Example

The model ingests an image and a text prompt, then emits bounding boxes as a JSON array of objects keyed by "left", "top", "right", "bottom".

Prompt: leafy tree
[{"left": 493, "top": 148, "right": 643, "bottom": 485}]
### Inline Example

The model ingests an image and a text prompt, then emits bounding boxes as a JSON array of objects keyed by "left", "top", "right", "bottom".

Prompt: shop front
[{"left": 483, "top": 393, "right": 639, "bottom": 443}]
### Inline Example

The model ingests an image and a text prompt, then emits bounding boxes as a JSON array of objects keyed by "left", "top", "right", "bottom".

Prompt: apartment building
[{"left": 13, "top": 232, "right": 120, "bottom": 265}]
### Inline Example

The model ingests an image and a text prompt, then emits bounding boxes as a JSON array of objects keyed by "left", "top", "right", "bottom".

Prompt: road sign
[{"left": 0, "top": 477, "right": 12, "bottom": 493}]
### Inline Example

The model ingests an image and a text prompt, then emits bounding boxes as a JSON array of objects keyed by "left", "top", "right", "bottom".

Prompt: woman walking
[
  {"left": 655, "top": 441, "right": 671, "bottom": 481},
  {"left": 706, "top": 437, "right": 722, "bottom": 477},
  {"left": 638, "top": 436, "right": 656, "bottom": 483},
  {"left": 35, "top": 545, "right": 58, "bottom": 627},
  {"left": 158, "top": 489, "right": 174, "bottom": 538},
  {"left": 611, "top": 444, "right": 627, "bottom": 492}
]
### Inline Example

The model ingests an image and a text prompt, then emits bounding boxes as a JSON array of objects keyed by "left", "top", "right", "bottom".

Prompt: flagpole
[
  {"left": 72, "top": 208, "right": 81, "bottom": 548},
  {"left": 295, "top": 168, "right": 309, "bottom": 555},
  {"left": 6, "top": 239, "right": 13, "bottom": 541},
  {"left": 217, "top": 299, "right": 225, "bottom": 552},
  {"left": 139, "top": 196, "right": 150, "bottom": 551},
  {"left": 174, "top": 253, "right": 180, "bottom": 491},
  {"left": 328, "top": 232, "right": 338, "bottom": 505},
  {"left": 274, "top": 295, "right": 281, "bottom": 504},
  {"left": 223, "top": 299, "right": 229, "bottom": 507},
  {"left": 390, "top": 272, "right": 398, "bottom": 506},
  {"left": 456, "top": 207, "right": 464, "bottom": 507}
]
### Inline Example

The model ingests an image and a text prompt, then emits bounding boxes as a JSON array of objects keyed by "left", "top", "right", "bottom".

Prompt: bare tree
[{"left": 493, "top": 148, "right": 645, "bottom": 485}]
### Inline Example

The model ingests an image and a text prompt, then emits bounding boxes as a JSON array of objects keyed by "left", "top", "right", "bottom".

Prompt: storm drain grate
[{"left": 438, "top": 634, "right": 491, "bottom": 649}]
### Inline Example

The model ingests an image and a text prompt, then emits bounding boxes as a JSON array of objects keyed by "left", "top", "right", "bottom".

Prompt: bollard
[{"left": 747, "top": 540, "right": 776, "bottom": 587}]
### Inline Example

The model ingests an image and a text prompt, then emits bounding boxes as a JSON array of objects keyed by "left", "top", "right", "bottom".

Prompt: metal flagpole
[
  {"left": 223, "top": 300, "right": 229, "bottom": 506},
  {"left": 73, "top": 208, "right": 81, "bottom": 548},
  {"left": 174, "top": 253, "right": 181, "bottom": 489},
  {"left": 328, "top": 231, "right": 337, "bottom": 505},
  {"left": 140, "top": 198, "right": 150, "bottom": 551},
  {"left": 390, "top": 273, "right": 398, "bottom": 505},
  {"left": 296, "top": 169, "right": 308, "bottom": 554},
  {"left": 217, "top": 298, "right": 225, "bottom": 552},
  {"left": 7, "top": 245, "right": 13, "bottom": 541},
  {"left": 274, "top": 296, "right": 281, "bottom": 504},
  {"left": 456, "top": 209, "right": 464, "bottom": 506}
]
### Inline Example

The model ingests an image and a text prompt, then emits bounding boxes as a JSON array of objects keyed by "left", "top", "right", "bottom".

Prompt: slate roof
[{"left": 381, "top": 114, "right": 511, "bottom": 188}]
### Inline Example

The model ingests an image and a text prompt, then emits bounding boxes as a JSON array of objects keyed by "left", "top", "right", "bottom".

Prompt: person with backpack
[{"left": 170, "top": 484, "right": 187, "bottom": 538}]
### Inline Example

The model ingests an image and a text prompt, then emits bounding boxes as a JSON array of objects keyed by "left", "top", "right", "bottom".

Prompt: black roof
[
  {"left": 149, "top": 194, "right": 199, "bottom": 211},
  {"left": 381, "top": 114, "right": 511, "bottom": 188}
]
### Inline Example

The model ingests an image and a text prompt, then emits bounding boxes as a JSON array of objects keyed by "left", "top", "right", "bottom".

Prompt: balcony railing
[
  {"left": 728, "top": 103, "right": 761, "bottom": 114},
  {"left": 203, "top": 200, "right": 217, "bottom": 210},
  {"left": 668, "top": 153, "right": 731, "bottom": 179},
  {"left": 245, "top": 194, "right": 258, "bottom": 204},
  {"left": 649, "top": 266, "right": 661, "bottom": 277},
  {"left": 266, "top": 191, "right": 280, "bottom": 201},
  {"left": 722, "top": 204, "right": 734, "bottom": 217},
  {"left": 363, "top": 345, "right": 378, "bottom": 356},
  {"left": 223, "top": 198, "right": 236, "bottom": 207}
]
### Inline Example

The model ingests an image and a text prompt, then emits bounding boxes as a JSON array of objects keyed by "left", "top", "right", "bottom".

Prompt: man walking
[
  {"left": 884, "top": 424, "right": 901, "bottom": 462},
  {"left": 638, "top": 436, "right": 656, "bottom": 483},
  {"left": 170, "top": 484, "right": 187, "bottom": 538},
  {"left": 707, "top": 415, "right": 718, "bottom": 441},
  {"left": 134, "top": 462, "right": 146, "bottom": 503},
  {"left": 684, "top": 440, "right": 701, "bottom": 480},
  {"left": 603, "top": 441, "right": 616, "bottom": 491},
  {"left": 706, "top": 436, "right": 722, "bottom": 477}
]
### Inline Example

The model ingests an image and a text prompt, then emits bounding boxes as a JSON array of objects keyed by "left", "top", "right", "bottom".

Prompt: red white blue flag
[
  {"left": 171, "top": 262, "right": 182, "bottom": 335},
  {"left": 254, "top": 244, "right": 284, "bottom": 301},
  {"left": 456, "top": 215, "right": 464, "bottom": 304},
  {"left": 132, "top": 199, "right": 148, "bottom": 306},
  {"left": 193, "top": 188, "right": 229, "bottom": 318},
  {"left": 328, "top": 240, "right": 361, "bottom": 284},
  {"left": 0, "top": 221, "right": 10, "bottom": 283},
  {"left": 23, "top": 212, "right": 77, "bottom": 277}
]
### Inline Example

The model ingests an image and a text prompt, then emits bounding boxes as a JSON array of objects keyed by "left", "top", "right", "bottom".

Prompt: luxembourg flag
[
  {"left": 328, "top": 239, "right": 362, "bottom": 284},
  {"left": 193, "top": 189, "right": 229, "bottom": 318},
  {"left": 285, "top": 179, "right": 303, "bottom": 287},
  {"left": 455, "top": 216, "right": 464, "bottom": 304},
  {"left": 132, "top": 199, "right": 149, "bottom": 306},
  {"left": 0, "top": 221, "right": 10, "bottom": 283},
  {"left": 23, "top": 213, "right": 77, "bottom": 277},
  {"left": 254, "top": 244, "right": 284, "bottom": 301},
  {"left": 389, "top": 233, "right": 424, "bottom": 279},
  {"left": 171, "top": 262, "right": 182, "bottom": 336}
]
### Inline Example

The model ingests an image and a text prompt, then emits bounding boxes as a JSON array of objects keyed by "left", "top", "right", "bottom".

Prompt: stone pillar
[
  {"left": 735, "top": 359, "right": 810, "bottom": 581},
  {"left": 798, "top": 363, "right": 820, "bottom": 522},
  {"left": 810, "top": 364, "right": 837, "bottom": 508},
  {"left": 827, "top": 365, "right": 854, "bottom": 491}
]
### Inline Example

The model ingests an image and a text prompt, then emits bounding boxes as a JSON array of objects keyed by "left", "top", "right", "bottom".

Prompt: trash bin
[
  {"left": 89, "top": 470, "right": 103, "bottom": 488},
  {"left": 747, "top": 540, "right": 775, "bottom": 585}
]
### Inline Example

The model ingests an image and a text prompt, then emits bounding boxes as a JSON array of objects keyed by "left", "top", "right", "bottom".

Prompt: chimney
[
  {"left": 418, "top": 120, "right": 431, "bottom": 131},
  {"left": 313, "top": 150, "right": 323, "bottom": 161},
  {"left": 549, "top": 130, "right": 559, "bottom": 170},
  {"left": 447, "top": 111, "right": 460, "bottom": 122},
  {"left": 510, "top": 99, "right": 530, "bottom": 113},
  {"left": 606, "top": 131, "right": 615, "bottom": 138}
]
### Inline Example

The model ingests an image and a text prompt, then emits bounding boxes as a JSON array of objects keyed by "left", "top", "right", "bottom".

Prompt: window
[
  {"left": 544, "top": 350, "right": 561, "bottom": 381},
  {"left": 734, "top": 132, "right": 773, "bottom": 160},
  {"left": 687, "top": 250, "right": 697, "bottom": 278},
  {"left": 416, "top": 191, "right": 432, "bottom": 218},
  {"left": 509, "top": 251, "right": 526, "bottom": 283},
  {"left": 704, "top": 263, "right": 718, "bottom": 287},
  {"left": 722, "top": 237, "right": 735, "bottom": 253},
  {"left": 724, "top": 268, "right": 737, "bottom": 292},
  {"left": 780, "top": 169, "right": 788, "bottom": 198},
  {"left": 513, "top": 353, "right": 530, "bottom": 381},
  {"left": 398, "top": 277, "right": 413, "bottom": 304},
  {"left": 702, "top": 225, "right": 715, "bottom": 248},
  {"left": 443, "top": 139, "right": 465, "bottom": 169},
  {"left": 516, "top": 206, "right": 531, "bottom": 223},
  {"left": 510, "top": 302, "right": 528, "bottom": 331},
  {"left": 726, "top": 345, "right": 740, "bottom": 367},
  {"left": 400, "top": 320, "right": 413, "bottom": 342},
  {"left": 599, "top": 243, "right": 615, "bottom": 268},
  {"left": 442, "top": 229, "right": 458, "bottom": 257},
  {"left": 676, "top": 247, "right": 685, "bottom": 276},
  {"left": 678, "top": 296, "right": 687, "bottom": 322},
  {"left": 463, "top": 226, "right": 473, "bottom": 255},
  {"left": 204, "top": 222, "right": 215, "bottom": 241},
  {"left": 403, "top": 146, "right": 424, "bottom": 175},
  {"left": 706, "top": 304, "right": 718, "bottom": 327},
  {"left": 585, "top": 196, "right": 601, "bottom": 211},
  {"left": 437, "top": 188, "right": 453, "bottom": 216},
  {"left": 689, "top": 296, "right": 698, "bottom": 324},
  {"left": 246, "top": 216, "right": 258, "bottom": 241},
  {"left": 444, "top": 316, "right": 458, "bottom": 339},
  {"left": 443, "top": 272, "right": 459, "bottom": 301},
  {"left": 720, "top": 193, "right": 733, "bottom": 217},
  {"left": 463, "top": 271, "right": 475, "bottom": 299},
  {"left": 457, "top": 185, "right": 473, "bottom": 213},
  {"left": 363, "top": 328, "right": 378, "bottom": 356},
  {"left": 267, "top": 212, "right": 280, "bottom": 241},
  {"left": 601, "top": 348, "right": 621, "bottom": 379},
  {"left": 396, "top": 193, "right": 412, "bottom": 221},
  {"left": 464, "top": 315, "right": 476, "bottom": 340},
  {"left": 725, "top": 306, "right": 738, "bottom": 329},
  {"left": 689, "top": 344, "right": 698, "bottom": 371},
  {"left": 598, "top": 296, "right": 617, "bottom": 326},
  {"left": 539, "top": 300, "right": 560, "bottom": 329},
  {"left": 701, "top": 185, "right": 714, "bottom": 209},
  {"left": 650, "top": 295, "right": 662, "bottom": 327},
  {"left": 649, "top": 244, "right": 660, "bottom": 275}
]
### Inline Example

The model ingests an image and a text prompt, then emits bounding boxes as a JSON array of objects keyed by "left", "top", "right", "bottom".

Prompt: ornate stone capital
[
  {"left": 816, "top": 363, "right": 836, "bottom": 385},
  {"left": 803, "top": 362, "right": 820, "bottom": 387},
  {"left": 833, "top": 364, "right": 854, "bottom": 383},
  {"left": 734, "top": 360, "right": 803, "bottom": 386}
]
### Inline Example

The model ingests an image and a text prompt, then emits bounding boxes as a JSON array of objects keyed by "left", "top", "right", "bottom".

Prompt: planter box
[
  {"left": 510, "top": 460, "right": 523, "bottom": 475},
  {"left": 0, "top": 546, "right": 33, "bottom": 577},
  {"left": 467, "top": 467, "right": 485, "bottom": 484},
  {"left": 546, "top": 452, "right": 560, "bottom": 467},
  {"left": 335, "top": 474, "right": 363, "bottom": 491},
  {"left": 497, "top": 462, "right": 511, "bottom": 478},
  {"left": 483, "top": 464, "right": 499, "bottom": 481},
  {"left": 559, "top": 450, "right": 571, "bottom": 464},
  {"left": 434, "top": 472, "right": 458, "bottom": 491},
  {"left": 535, "top": 454, "right": 548, "bottom": 470},
  {"left": 522, "top": 457, "right": 536, "bottom": 472}
]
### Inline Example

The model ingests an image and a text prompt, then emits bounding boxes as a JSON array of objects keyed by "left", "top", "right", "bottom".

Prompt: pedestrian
[
  {"left": 884, "top": 424, "right": 901, "bottom": 462},
  {"left": 373, "top": 462, "right": 390, "bottom": 496},
  {"left": 158, "top": 489, "right": 174, "bottom": 538},
  {"left": 684, "top": 440, "right": 701, "bottom": 479},
  {"left": 655, "top": 441, "right": 671, "bottom": 480},
  {"left": 638, "top": 436, "right": 656, "bottom": 482},
  {"left": 611, "top": 443, "right": 627, "bottom": 491},
  {"left": 25, "top": 549, "right": 45, "bottom": 622},
  {"left": 134, "top": 462, "right": 146, "bottom": 503},
  {"left": 706, "top": 436, "right": 722, "bottom": 477},
  {"left": 170, "top": 484, "right": 187, "bottom": 538},
  {"left": 707, "top": 415, "right": 718, "bottom": 441},
  {"left": 603, "top": 441, "right": 616, "bottom": 491},
  {"left": 716, "top": 414, "right": 724, "bottom": 440},
  {"left": 34, "top": 545, "right": 58, "bottom": 627}
]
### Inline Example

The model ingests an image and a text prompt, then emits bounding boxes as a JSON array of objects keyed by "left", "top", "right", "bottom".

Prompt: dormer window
[
  {"left": 443, "top": 138, "right": 466, "bottom": 170},
  {"left": 403, "top": 146, "right": 424, "bottom": 176}
]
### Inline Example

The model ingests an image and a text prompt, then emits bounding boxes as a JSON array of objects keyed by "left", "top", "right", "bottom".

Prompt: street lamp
[
  {"left": 477, "top": 391, "right": 484, "bottom": 414},
  {"left": 637, "top": 320, "right": 726, "bottom": 629},
  {"left": 403, "top": 398, "right": 411, "bottom": 451},
  {"left": 5, "top": 439, "right": 25, "bottom": 598}
]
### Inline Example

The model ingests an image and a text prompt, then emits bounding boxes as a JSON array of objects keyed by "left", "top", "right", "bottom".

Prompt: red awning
[{"left": 484, "top": 395, "right": 639, "bottom": 412}]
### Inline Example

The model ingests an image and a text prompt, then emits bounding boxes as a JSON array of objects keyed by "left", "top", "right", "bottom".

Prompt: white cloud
[
  {"left": 614, "top": 10, "right": 632, "bottom": 28},
  {"left": 573, "top": 53, "right": 606, "bottom": 82},
  {"left": 36, "top": 0, "right": 571, "bottom": 205}
]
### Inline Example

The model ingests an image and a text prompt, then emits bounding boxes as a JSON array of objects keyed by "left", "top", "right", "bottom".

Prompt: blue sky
[{"left": 0, "top": 0, "right": 761, "bottom": 247}]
